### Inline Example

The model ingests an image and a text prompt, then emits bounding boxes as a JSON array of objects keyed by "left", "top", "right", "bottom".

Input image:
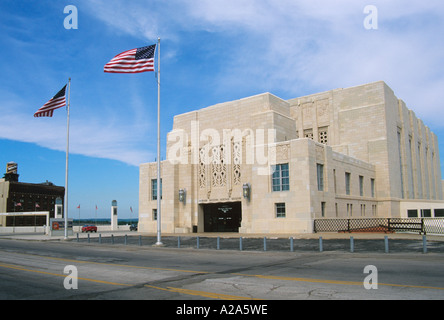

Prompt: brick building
[{"left": 0, "top": 163, "right": 65, "bottom": 226}]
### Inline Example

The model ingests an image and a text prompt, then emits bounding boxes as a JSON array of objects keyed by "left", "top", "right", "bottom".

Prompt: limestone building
[{"left": 139, "top": 81, "right": 444, "bottom": 234}]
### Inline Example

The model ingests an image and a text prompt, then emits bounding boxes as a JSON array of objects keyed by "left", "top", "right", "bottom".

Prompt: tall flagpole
[
  {"left": 64, "top": 78, "right": 71, "bottom": 239},
  {"left": 155, "top": 38, "right": 163, "bottom": 246}
]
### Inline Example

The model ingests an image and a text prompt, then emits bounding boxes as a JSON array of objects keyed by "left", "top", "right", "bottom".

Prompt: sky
[{"left": 1, "top": 0, "right": 444, "bottom": 219}]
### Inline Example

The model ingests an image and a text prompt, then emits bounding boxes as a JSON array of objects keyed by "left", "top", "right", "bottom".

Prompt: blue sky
[{"left": 1, "top": 0, "right": 444, "bottom": 219}]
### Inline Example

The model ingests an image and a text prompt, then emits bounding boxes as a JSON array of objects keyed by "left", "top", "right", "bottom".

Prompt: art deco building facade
[{"left": 139, "top": 81, "right": 444, "bottom": 234}]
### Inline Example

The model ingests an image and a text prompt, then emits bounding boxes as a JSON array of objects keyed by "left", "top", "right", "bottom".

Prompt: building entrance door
[{"left": 203, "top": 202, "right": 241, "bottom": 232}]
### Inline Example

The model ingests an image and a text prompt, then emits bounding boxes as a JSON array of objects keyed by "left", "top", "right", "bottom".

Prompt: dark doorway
[{"left": 203, "top": 202, "right": 242, "bottom": 232}]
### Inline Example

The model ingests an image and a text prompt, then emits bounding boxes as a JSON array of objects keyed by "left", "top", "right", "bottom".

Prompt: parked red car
[{"left": 82, "top": 224, "right": 97, "bottom": 233}]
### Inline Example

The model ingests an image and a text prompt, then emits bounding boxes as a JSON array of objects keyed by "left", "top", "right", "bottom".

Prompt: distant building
[
  {"left": 0, "top": 162, "right": 65, "bottom": 226},
  {"left": 139, "top": 81, "right": 444, "bottom": 234}
]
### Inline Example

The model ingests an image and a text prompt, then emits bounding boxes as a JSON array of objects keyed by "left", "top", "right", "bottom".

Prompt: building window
[
  {"left": 409, "top": 137, "right": 415, "bottom": 199},
  {"left": 272, "top": 164, "right": 289, "bottom": 191},
  {"left": 371, "top": 178, "right": 375, "bottom": 197},
  {"left": 359, "top": 175, "right": 364, "bottom": 196},
  {"left": 420, "top": 209, "right": 431, "bottom": 217},
  {"left": 434, "top": 209, "right": 444, "bottom": 217},
  {"left": 152, "top": 209, "right": 157, "bottom": 220},
  {"left": 417, "top": 142, "right": 423, "bottom": 198},
  {"left": 424, "top": 148, "right": 429, "bottom": 199},
  {"left": 345, "top": 172, "right": 351, "bottom": 195},
  {"left": 151, "top": 179, "right": 162, "bottom": 200},
  {"left": 304, "top": 129, "right": 313, "bottom": 140},
  {"left": 275, "top": 203, "right": 286, "bottom": 218},
  {"left": 318, "top": 127, "right": 328, "bottom": 145},
  {"left": 397, "top": 131, "right": 405, "bottom": 198},
  {"left": 321, "top": 202, "right": 326, "bottom": 217},
  {"left": 407, "top": 209, "right": 418, "bottom": 217},
  {"left": 360, "top": 204, "right": 366, "bottom": 216},
  {"left": 317, "top": 164, "right": 324, "bottom": 191},
  {"left": 333, "top": 169, "right": 337, "bottom": 193},
  {"left": 347, "top": 203, "right": 353, "bottom": 217}
]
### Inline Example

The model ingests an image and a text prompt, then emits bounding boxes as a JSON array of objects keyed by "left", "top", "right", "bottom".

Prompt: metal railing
[
  {"left": 72, "top": 233, "right": 444, "bottom": 254},
  {"left": 313, "top": 218, "right": 444, "bottom": 235}
]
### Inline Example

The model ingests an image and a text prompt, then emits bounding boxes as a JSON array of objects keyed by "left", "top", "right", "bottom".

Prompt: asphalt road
[{"left": 1, "top": 238, "right": 444, "bottom": 307}]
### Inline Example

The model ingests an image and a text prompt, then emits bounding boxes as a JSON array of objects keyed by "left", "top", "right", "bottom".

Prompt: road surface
[{"left": 0, "top": 238, "right": 443, "bottom": 308}]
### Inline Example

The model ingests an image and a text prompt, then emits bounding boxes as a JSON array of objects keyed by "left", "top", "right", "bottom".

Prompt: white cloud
[
  {"left": 178, "top": 0, "right": 444, "bottom": 124},
  {"left": 80, "top": 0, "right": 444, "bottom": 127},
  {"left": 0, "top": 90, "right": 155, "bottom": 167}
]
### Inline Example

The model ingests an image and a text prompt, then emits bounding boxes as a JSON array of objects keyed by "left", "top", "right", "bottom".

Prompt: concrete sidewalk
[
  {"left": 1, "top": 230, "right": 443, "bottom": 242},
  {"left": 0, "top": 230, "right": 131, "bottom": 241}
]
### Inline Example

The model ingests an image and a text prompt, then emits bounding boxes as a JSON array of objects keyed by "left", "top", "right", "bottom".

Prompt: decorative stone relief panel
[
  {"left": 302, "top": 103, "right": 313, "bottom": 127},
  {"left": 316, "top": 144, "right": 325, "bottom": 162},
  {"left": 317, "top": 99, "right": 330, "bottom": 125},
  {"left": 276, "top": 144, "right": 290, "bottom": 161},
  {"left": 149, "top": 163, "right": 157, "bottom": 177},
  {"left": 211, "top": 145, "right": 227, "bottom": 187},
  {"left": 199, "top": 141, "right": 242, "bottom": 197},
  {"left": 199, "top": 148, "right": 207, "bottom": 189},
  {"left": 233, "top": 141, "right": 241, "bottom": 185}
]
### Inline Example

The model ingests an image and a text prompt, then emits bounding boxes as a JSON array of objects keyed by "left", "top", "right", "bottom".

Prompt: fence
[
  {"left": 313, "top": 217, "right": 444, "bottom": 235},
  {"left": 73, "top": 234, "right": 444, "bottom": 254}
]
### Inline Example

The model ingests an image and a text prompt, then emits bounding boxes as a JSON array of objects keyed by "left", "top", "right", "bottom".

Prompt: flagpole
[
  {"left": 64, "top": 78, "right": 71, "bottom": 240},
  {"left": 155, "top": 37, "right": 163, "bottom": 246}
]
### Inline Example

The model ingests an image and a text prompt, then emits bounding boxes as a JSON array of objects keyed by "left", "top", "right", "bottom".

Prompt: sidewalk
[
  {"left": 0, "top": 230, "right": 130, "bottom": 241},
  {"left": 1, "top": 230, "right": 443, "bottom": 242}
]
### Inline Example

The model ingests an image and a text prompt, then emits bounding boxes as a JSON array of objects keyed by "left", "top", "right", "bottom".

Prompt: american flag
[
  {"left": 104, "top": 44, "right": 156, "bottom": 73},
  {"left": 34, "top": 85, "right": 67, "bottom": 117}
]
